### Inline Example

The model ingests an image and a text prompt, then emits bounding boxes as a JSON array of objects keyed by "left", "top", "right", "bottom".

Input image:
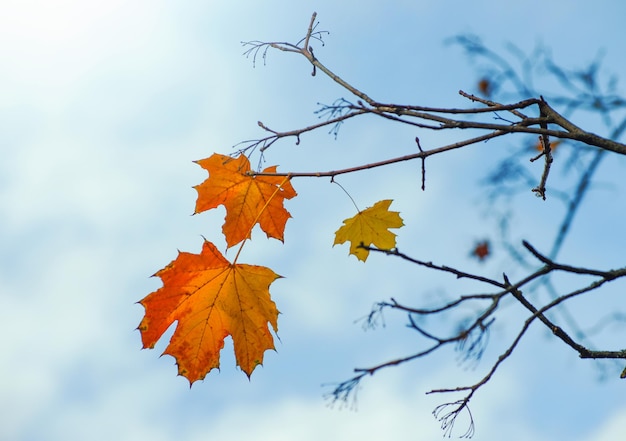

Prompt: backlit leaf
[
  {"left": 534, "top": 139, "right": 561, "bottom": 152},
  {"left": 471, "top": 240, "right": 490, "bottom": 261},
  {"left": 138, "top": 240, "right": 281, "bottom": 384},
  {"left": 194, "top": 153, "right": 297, "bottom": 248},
  {"left": 334, "top": 199, "right": 404, "bottom": 262},
  {"left": 478, "top": 78, "right": 491, "bottom": 97}
]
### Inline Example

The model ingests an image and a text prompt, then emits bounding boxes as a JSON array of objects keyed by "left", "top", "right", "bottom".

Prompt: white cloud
[
  {"left": 583, "top": 408, "right": 626, "bottom": 441},
  {"left": 194, "top": 371, "right": 443, "bottom": 441}
]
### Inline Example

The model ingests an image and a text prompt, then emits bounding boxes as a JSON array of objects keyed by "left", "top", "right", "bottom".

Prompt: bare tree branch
[{"left": 237, "top": 13, "right": 626, "bottom": 437}]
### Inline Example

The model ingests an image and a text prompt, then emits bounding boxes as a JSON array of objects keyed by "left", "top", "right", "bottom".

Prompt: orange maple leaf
[
  {"left": 478, "top": 78, "right": 491, "bottom": 97},
  {"left": 138, "top": 240, "right": 281, "bottom": 384},
  {"left": 334, "top": 199, "right": 404, "bottom": 262},
  {"left": 534, "top": 139, "right": 561, "bottom": 152},
  {"left": 194, "top": 153, "right": 297, "bottom": 248}
]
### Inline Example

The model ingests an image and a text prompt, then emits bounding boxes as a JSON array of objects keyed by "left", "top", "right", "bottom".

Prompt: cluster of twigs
[
  {"left": 328, "top": 243, "right": 626, "bottom": 437},
  {"left": 238, "top": 12, "right": 626, "bottom": 437}
]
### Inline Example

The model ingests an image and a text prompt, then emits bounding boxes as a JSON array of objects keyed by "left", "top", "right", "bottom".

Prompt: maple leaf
[
  {"left": 138, "top": 240, "right": 281, "bottom": 384},
  {"left": 471, "top": 240, "right": 490, "bottom": 261},
  {"left": 194, "top": 153, "right": 297, "bottom": 248},
  {"left": 478, "top": 77, "right": 492, "bottom": 97},
  {"left": 534, "top": 139, "right": 561, "bottom": 152},
  {"left": 334, "top": 199, "right": 404, "bottom": 262}
]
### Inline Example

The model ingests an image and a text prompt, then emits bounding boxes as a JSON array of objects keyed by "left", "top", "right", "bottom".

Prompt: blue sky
[{"left": 2, "top": 1, "right": 626, "bottom": 440}]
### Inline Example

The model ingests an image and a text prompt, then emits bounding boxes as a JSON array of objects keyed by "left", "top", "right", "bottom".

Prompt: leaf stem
[
  {"left": 233, "top": 175, "right": 293, "bottom": 263},
  {"left": 331, "top": 178, "right": 360, "bottom": 212}
]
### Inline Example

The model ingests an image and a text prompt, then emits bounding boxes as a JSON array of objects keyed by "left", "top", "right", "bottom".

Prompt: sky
[{"left": 1, "top": 1, "right": 626, "bottom": 440}]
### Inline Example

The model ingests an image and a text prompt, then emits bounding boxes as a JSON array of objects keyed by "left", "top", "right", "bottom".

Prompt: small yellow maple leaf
[{"left": 334, "top": 199, "right": 404, "bottom": 262}]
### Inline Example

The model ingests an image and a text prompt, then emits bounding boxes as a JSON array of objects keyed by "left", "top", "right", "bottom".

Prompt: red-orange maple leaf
[
  {"left": 194, "top": 153, "right": 297, "bottom": 248},
  {"left": 138, "top": 240, "right": 281, "bottom": 384},
  {"left": 471, "top": 240, "right": 490, "bottom": 261},
  {"left": 478, "top": 78, "right": 492, "bottom": 97}
]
